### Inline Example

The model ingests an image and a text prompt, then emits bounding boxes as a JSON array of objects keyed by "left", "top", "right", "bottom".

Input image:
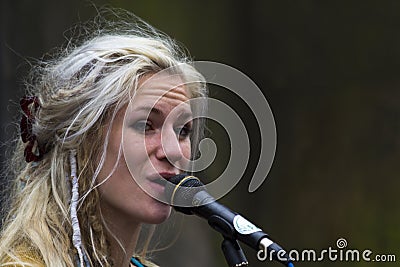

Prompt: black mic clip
[
  {"left": 221, "top": 237, "right": 248, "bottom": 267},
  {"left": 209, "top": 215, "right": 248, "bottom": 266}
]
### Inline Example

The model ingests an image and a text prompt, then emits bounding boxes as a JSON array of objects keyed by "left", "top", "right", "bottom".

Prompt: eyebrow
[
  {"left": 133, "top": 105, "right": 162, "bottom": 115},
  {"left": 132, "top": 105, "right": 193, "bottom": 120}
]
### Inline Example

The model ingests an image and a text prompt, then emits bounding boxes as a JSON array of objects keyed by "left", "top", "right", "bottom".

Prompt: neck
[
  {"left": 109, "top": 226, "right": 140, "bottom": 267},
  {"left": 101, "top": 210, "right": 141, "bottom": 267}
]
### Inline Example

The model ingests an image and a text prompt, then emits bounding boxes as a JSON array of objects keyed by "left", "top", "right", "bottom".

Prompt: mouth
[{"left": 148, "top": 172, "right": 178, "bottom": 187}]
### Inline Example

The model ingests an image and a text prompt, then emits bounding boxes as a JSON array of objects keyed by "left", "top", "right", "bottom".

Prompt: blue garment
[{"left": 131, "top": 257, "right": 145, "bottom": 267}]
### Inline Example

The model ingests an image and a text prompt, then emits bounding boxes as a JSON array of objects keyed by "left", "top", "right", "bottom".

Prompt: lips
[
  {"left": 148, "top": 172, "right": 178, "bottom": 187},
  {"left": 158, "top": 172, "right": 178, "bottom": 180}
]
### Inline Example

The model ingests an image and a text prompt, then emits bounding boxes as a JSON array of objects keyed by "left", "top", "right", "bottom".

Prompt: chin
[{"left": 145, "top": 204, "right": 172, "bottom": 224}]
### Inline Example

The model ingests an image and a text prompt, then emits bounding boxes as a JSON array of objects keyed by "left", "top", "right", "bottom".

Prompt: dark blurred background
[{"left": 1, "top": 1, "right": 399, "bottom": 267}]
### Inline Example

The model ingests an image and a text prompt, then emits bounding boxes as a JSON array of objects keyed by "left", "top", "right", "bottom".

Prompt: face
[{"left": 97, "top": 73, "right": 193, "bottom": 225}]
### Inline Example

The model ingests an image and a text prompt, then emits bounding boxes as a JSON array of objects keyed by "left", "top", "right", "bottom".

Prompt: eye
[
  {"left": 175, "top": 123, "right": 193, "bottom": 139},
  {"left": 132, "top": 120, "right": 152, "bottom": 133}
]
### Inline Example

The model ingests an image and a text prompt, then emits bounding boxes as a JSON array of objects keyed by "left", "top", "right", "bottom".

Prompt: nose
[{"left": 155, "top": 127, "right": 183, "bottom": 164}]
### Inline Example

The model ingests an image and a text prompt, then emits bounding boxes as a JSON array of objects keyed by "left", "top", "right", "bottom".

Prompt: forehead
[{"left": 134, "top": 73, "right": 190, "bottom": 104}]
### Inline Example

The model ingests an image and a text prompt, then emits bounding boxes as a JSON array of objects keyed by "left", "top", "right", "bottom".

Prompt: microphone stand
[{"left": 221, "top": 236, "right": 248, "bottom": 267}]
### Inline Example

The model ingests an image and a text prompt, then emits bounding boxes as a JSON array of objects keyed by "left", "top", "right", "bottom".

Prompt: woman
[{"left": 0, "top": 11, "right": 207, "bottom": 267}]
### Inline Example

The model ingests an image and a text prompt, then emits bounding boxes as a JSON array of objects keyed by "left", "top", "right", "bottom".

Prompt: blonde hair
[{"left": 0, "top": 10, "right": 207, "bottom": 267}]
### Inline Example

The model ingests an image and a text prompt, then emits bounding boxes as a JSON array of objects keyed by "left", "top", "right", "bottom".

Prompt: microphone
[{"left": 164, "top": 174, "right": 294, "bottom": 266}]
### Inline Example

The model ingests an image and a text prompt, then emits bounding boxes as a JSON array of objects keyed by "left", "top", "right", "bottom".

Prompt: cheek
[
  {"left": 123, "top": 134, "right": 148, "bottom": 171},
  {"left": 181, "top": 140, "right": 192, "bottom": 159}
]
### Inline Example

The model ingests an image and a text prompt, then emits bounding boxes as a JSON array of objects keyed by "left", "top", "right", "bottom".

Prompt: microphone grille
[{"left": 164, "top": 173, "right": 205, "bottom": 214}]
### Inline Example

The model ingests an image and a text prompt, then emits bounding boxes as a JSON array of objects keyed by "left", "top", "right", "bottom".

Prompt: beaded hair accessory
[{"left": 20, "top": 96, "right": 45, "bottom": 162}]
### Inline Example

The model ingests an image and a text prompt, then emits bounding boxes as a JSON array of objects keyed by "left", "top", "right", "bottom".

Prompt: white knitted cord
[{"left": 70, "top": 150, "right": 84, "bottom": 267}]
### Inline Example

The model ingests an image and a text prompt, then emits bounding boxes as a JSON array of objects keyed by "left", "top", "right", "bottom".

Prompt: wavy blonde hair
[{"left": 0, "top": 10, "right": 207, "bottom": 267}]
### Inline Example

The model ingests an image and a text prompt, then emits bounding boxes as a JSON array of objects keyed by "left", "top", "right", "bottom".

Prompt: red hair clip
[{"left": 20, "top": 96, "right": 45, "bottom": 162}]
